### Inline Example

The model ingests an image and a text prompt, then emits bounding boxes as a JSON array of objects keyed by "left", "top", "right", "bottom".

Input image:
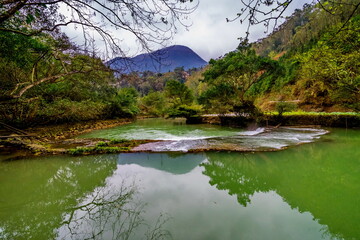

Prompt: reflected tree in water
[
  {"left": 202, "top": 139, "right": 360, "bottom": 240},
  {"left": 202, "top": 153, "right": 266, "bottom": 206},
  {"left": 0, "top": 155, "right": 117, "bottom": 239},
  {"left": 58, "top": 182, "right": 171, "bottom": 240},
  {"left": 0, "top": 155, "right": 171, "bottom": 240}
]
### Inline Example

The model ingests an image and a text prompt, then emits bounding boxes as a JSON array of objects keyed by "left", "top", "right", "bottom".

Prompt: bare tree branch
[
  {"left": 0, "top": 0, "right": 198, "bottom": 56},
  {"left": 232, "top": 0, "right": 360, "bottom": 42}
]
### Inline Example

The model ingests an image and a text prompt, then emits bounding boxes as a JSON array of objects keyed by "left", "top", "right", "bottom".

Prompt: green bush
[
  {"left": 140, "top": 91, "right": 166, "bottom": 117},
  {"left": 106, "top": 87, "right": 139, "bottom": 118},
  {"left": 275, "top": 102, "right": 297, "bottom": 116},
  {"left": 38, "top": 99, "right": 107, "bottom": 123},
  {"left": 233, "top": 100, "right": 262, "bottom": 118},
  {"left": 96, "top": 141, "right": 109, "bottom": 147},
  {"left": 166, "top": 105, "right": 202, "bottom": 118}
]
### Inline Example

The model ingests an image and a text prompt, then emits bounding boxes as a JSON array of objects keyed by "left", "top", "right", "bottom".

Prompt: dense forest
[
  {"left": 195, "top": 0, "right": 360, "bottom": 115},
  {"left": 0, "top": 0, "right": 359, "bottom": 128},
  {"left": 134, "top": 0, "right": 360, "bottom": 118},
  {"left": 0, "top": 0, "right": 197, "bottom": 127}
]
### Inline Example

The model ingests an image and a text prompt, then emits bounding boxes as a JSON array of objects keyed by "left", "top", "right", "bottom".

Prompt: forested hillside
[
  {"left": 0, "top": 1, "right": 195, "bottom": 127},
  {"left": 0, "top": 32, "right": 140, "bottom": 127},
  {"left": 1, "top": 0, "right": 359, "bottom": 128},
  {"left": 133, "top": 0, "right": 360, "bottom": 118},
  {"left": 194, "top": 0, "right": 360, "bottom": 114}
]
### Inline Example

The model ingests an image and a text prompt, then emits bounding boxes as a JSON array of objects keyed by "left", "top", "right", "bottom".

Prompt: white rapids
[{"left": 133, "top": 127, "right": 329, "bottom": 152}]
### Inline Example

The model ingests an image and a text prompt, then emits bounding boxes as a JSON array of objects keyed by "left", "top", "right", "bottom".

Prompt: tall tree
[
  {"left": 200, "top": 44, "right": 278, "bottom": 114},
  {"left": 0, "top": 0, "right": 197, "bottom": 55},
  {"left": 164, "top": 79, "right": 193, "bottom": 107}
]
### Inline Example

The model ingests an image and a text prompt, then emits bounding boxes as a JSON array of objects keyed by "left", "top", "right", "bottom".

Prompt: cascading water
[{"left": 78, "top": 119, "right": 328, "bottom": 152}]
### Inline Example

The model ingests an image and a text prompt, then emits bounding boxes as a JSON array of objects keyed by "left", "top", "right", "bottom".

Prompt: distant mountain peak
[{"left": 107, "top": 45, "right": 207, "bottom": 74}]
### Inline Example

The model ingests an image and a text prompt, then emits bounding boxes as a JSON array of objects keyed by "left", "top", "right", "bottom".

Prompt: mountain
[{"left": 107, "top": 45, "right": 207, "bottom": 74}]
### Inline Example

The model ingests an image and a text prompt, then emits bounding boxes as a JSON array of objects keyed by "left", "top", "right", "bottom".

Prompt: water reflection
[
  {"left": 0, "top": 154, "right": 171, "bottom": 240},
  {"left": 118, "top": 153, "right": 206, "bottom": 174},
  {"left": 0, "top": 155, "right": 117, "bottom": 239},
  {"left": 57, "top": 183, "right": 170, "bottom": 240},
  {"left": 1, "top": 129, "right": 359, "bottom": 240},
  {"left": 202, "top": 130, "right": 360, "bottom": 240}
]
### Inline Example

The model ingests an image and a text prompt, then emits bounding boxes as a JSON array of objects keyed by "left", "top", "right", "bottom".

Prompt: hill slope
[{"left": 108, "top": 45, "right": 207, "bottom": 73}]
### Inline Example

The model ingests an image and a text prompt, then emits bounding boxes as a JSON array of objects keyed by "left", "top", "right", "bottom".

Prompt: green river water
[{"left": 0, "top": 119, "right": 359, "bottom": 240}]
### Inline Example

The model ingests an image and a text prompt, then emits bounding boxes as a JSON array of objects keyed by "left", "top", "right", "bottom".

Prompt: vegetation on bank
[
  {"left": 67, "top": 139, "right": 151, "bottom": 155},
  {"left": 196, "top": 0, "right": 360, "bottom": 116},
  {"left": 0, "top": 0, "right": 359, "bottom": 132},
  {"left": 274, "top": 112, "right": 360, "bottom": 117},
  {"left": 0, "top": 31, "right": 140, "bottom": 127},
  {"left": 121, "top": 0, "right": 360, "bottom": 120}
]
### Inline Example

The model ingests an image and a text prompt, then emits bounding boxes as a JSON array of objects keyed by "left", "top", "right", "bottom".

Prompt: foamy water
[
  {"left": 238, "top": 128, "right": 266, "bottom": 136},
  {"left": 78, "top": 119, "right": 328, "bottom": 152},
  {"left": 133, "top": 127, "right": 329, "bottom": 152}
]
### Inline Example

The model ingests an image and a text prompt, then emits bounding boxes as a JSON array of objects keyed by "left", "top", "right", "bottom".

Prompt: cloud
[
  {"left": 170, "top": 0, "right": 313, "bottom": 61},
  {"left": 61, "top": 0, "right": 313, "bottom": 61}
]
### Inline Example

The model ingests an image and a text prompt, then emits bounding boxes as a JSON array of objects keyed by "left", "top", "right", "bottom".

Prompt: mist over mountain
[{"left": 107, "top": 45, "right": 207, "bottom": 74}]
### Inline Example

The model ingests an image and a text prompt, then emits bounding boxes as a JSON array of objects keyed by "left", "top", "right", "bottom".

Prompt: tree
[
  {"left": 0, "top": 0, "right": 198, "bottom": 55},
  {"left": 140, "top": 91, "right": 166, "bottom": 117},
  {"left": 0, "top": 1, "right": 198, "bottom": 126},
  {"left": 108, "top": 87, "right": 140, "bottom": 118},
  {"left": 200, "top": 44, "right": 278, "bottom": 114},
  {"left": 294, "top": 16, "right": 360, "bottom": 110},
  {"left": 0, "top": 32, "right": 108, "bottom": 102},
  {"left": 164, "top": 79, "right": 193, "bottom": 106}
]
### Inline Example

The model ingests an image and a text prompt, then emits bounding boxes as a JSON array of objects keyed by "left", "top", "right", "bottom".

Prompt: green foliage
[
  {"left": 278, "top": 111, "right": 360, "bottom": 116},
  {"left": 0, "top": 31, "right": 141, "bottom": 126},
  {"left": 200, "top": 46, "right": 279, "bottom": 113},
  {"left": 117, "top": 68, "right": 192, "bottom": 96},
  {"left": 115, "top": 87, "right": 139, "bottom": 117},
  {"left": 184, "top": 67, "right": 208, "bottom": 100},
  {"left": 233, "top": 100, "right": 262, "bottom": 118},
  {"left": 198, "top": 83, "right": 236, "bottom": 113},
  {"left": 0, "top": 32, "right": 50, "bottom": 68},
  {"left": 250, "top": 1, "right": 360, "bottom": 112},
  {"left": 96, "top": 141, "right": 109, "bottom": 147},
  {"left": 67, "top": 139, "right": 150, "bottom": 155},
  {"left": 38, "top": 99, "right": 107, "bottom": 123},
  {"left": 104, "top": 87, "right": 140, "bottom": 119},
  {"left": 254, "top": 3, "right": 313, "bottom": 56},
  {"left": 162, "top": 79, "right": 198, "bottom": 118},
  {"left": 109, "top": 139, "right": 128, "bottom": 144},
  {"left": 275, "top": 102, "right": 297, "bottom": 116},
  {"left": 68, "top": 146, "right": 131, "bottom": 155},
  {"left": 140, "top": 91, "right": 166, "bottom": 117},
  {"left": 294, "top": 15, "right": 360, "bottom": 110},
  {"left": 164, "top": 80, "right": 194, "bottom": 106},
  {"left": 166, "top": 104, "right": 202, "bottom": 118}
]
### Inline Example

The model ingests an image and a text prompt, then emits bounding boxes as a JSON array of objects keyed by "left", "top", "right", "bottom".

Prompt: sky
[
  {"left": 63, "top": 0, "right": 313, "bottom": 61},
  {"left": 171, "top": 0, "right": 313, "bottom": 61}
]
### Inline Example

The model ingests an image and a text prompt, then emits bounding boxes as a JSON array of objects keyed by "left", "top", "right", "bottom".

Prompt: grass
[
  {"left": 68, "top": 146, "right": 131, "bottom": 155},
  {"left": 264, "top": 111, "right": 360, "bottom": 116},
  {"left": 68, "top": 139, "right": 151, "bottom": 155}
]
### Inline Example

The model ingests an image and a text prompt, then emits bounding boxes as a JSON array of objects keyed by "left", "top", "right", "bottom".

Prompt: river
[{"left": 0, "top": 118, "right": 359, "bottom": 240}]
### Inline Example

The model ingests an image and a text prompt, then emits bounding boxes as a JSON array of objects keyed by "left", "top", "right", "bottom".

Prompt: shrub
[{"left": 275, "top": 102, "right": 297, "bottom": 116}]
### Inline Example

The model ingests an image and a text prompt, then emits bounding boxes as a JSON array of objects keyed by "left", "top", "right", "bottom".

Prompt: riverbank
[
  {"left": 190, "top": 112, "right": 360, "bottom": 128},
  {"left": 24, "top": 118, "right": 134, "bottom": 140},
  {"left": 1, "top": 113, "right": 357, "bottom": 159},
  {"left": 0, "top": 118, "right": 138, "bottom": 160}
]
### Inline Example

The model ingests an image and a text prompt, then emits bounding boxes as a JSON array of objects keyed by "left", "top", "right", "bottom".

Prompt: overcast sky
[
  {"left": 64, "top": 0, "right": 313, "bottom": 61},
  {"left": 172, "top": 0, "right": 314, "bottom": 61}
]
